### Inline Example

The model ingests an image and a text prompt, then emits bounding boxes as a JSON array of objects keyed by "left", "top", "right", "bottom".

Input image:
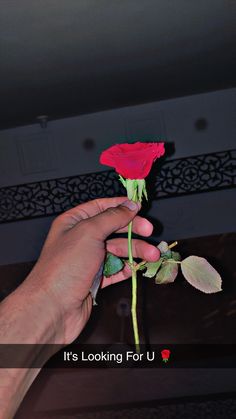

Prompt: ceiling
[{"left": 0, "top": 0, "right": 235, "bottom": 130}]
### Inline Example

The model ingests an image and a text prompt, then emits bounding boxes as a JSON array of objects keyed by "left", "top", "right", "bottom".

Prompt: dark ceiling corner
[{"left": 0, "top": 1, "right": 235, "bottom": 130}]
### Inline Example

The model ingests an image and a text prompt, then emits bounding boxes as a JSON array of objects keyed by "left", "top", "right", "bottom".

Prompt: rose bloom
[{"left": 100, "top": 142, "right": 165, "bottom": 179}]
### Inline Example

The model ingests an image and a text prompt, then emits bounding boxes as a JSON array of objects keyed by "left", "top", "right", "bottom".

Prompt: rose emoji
[{"left": 161, "top": 349, "right": 171, "bottom": 363}]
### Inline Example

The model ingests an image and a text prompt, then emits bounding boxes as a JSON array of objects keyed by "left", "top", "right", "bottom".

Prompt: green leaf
[
  {"left": 137, "top": 179, "right": 145, "bottom": 202},
  {"left": 138, "top": 264, "right": 147, "bottom": 271},
  {"left": 136, "top": 179, "right": 148, "bottom": 202},
  {"left": 103, "top": 253, "right": 124, "bottom": 277},
  {"left": 181, "top": 256, "right": 222, "bottom": 293},
  {"left": 171, "top": 251, "right": 181, "bottom": 261},
  {"left": 118, "top": 175, "right": 127, "bottom": 188},
  {"left": 126, "top": 179, "right": 137, "bottom": 200},
  {"left": 143, "top": 181, "right": 148, "bottom": 201},
  {"left": 155, "top": 261, "right": 178, "bottom": 284},
  {"left": 143, "top": 258, "right": 163, "bottom": 278},
  {"left": 157, "top": 241, "right": 169, "bottom": 254}
]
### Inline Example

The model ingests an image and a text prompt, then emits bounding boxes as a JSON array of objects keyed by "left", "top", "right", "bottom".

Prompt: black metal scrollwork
[
  {"left": 0, "top": 150, "right": 235, "bottom": 223},
  {"left": 156, "top": 150, "right": 236, "bottom": 198}
]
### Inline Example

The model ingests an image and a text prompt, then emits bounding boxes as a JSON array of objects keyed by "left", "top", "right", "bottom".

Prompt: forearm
[
  {"left": 0, "top": 271, "right": 61, "bottom": 419},
  {"left": 0, "top": 367, "right": 40, "bottom": 419}
]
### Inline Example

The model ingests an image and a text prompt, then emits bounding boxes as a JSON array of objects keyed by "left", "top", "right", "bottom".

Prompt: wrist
[{"left": 0, "top": 268, "right": 65, "bottom": 418}]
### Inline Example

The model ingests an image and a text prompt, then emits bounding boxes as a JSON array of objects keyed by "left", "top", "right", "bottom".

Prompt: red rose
[
  {"left": 161, "top": 349, "right": 170, "bottom": 362},
  {"left": 100, "top": 142, "right": 165, "bottom": 179}
]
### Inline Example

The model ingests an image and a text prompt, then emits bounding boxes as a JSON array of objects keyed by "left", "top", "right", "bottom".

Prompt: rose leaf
[
  {"left": 155, "top": 260, "right": 178, "bottom": 284},
  {"left": 157, "top": 241, "right": 169, "bottom": 254},
  {"left": 103, "top": 253, "right": 124, "bottom": 277},
  {"left": 181, "top": 256, "right": 222, "bottom": 293},
  {"left": 143, "top": 258, "right": 163, "bottom": 278},
  {"left": 171, "top": 251, "right": 181, "bottom": 261},
  {"left": 157, "top": 241, "right": 172, "bottom": 258}
]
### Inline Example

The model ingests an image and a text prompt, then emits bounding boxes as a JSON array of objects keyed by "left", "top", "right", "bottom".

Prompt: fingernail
[{"left": 122, "top": 200, "right": 141, "bottom": 211}]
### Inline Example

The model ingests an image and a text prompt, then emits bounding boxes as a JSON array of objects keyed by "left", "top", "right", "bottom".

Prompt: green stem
[{"left": 128, "top": 191, "right": 140, "bottom": 353}]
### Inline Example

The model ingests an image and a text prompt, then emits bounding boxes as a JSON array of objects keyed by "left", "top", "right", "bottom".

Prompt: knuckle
[{"left": 52, "top": 214, "right": 64, "bottom": 227}]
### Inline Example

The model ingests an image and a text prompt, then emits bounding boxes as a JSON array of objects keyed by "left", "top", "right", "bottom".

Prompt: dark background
[{"left": 0, "top": 0, "right": 235, "bottom": 130}]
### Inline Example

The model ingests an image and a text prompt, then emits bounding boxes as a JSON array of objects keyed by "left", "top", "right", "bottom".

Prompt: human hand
[{"left": 27, "top": 197, "right": 160, "bottom": 344}]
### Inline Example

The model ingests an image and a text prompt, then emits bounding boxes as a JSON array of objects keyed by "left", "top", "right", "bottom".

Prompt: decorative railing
[{"left": 0, "top": 150, "right": 235, "bottom": 223}]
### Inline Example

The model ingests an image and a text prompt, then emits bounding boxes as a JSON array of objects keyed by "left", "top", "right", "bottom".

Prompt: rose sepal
[{"left": 119, "top": 177, "right": 148, "bottom": 202}]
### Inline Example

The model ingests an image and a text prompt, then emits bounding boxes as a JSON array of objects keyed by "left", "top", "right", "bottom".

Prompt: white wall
[{"left": 0, "top": 88, "right": 235, "bottom": 264}]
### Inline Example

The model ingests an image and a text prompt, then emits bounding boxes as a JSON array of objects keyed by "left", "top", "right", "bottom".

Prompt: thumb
[{"left": 87, "top": 200, "right": 141, "bottom": 239}]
